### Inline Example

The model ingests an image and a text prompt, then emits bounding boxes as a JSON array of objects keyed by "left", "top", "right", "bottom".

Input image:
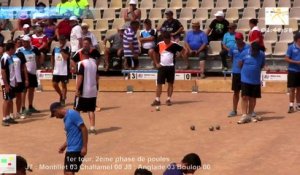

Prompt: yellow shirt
[
  {"left": 69, "top": 0, "right": 89, "bottom": 16},
  {"left": 56, "top": 1, "right": 73, "bottom": 15}
]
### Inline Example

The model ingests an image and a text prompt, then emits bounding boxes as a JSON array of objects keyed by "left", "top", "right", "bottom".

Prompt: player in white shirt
[
  {"left": 74, "top": 48, "right": 99, "bottom": 134},
  {"left": 17, "top": 35, "right": 41, "bottom": 114},
  {"left": 51, "top": 35, "right": 70, "bottom": 106},
  {"left": 69, "top": 16, "right": 83, "bottom": 56}
]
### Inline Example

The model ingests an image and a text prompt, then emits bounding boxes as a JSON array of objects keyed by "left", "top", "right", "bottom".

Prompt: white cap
[
  {"left": 129, "top": 0, "right": 137, "bottom": 4},
  {"left": 22, "top": 35, "right": 31, "bottom": 41},
  {"left": 69, "top": 16, "right": 78, "bottom": 21},
  {"left": 214, "top": 11, "right": 224, "bottom": 17},
  {"left": 81, "top": 23, "right": 89, "bottom": 28},
  {"left": 23, "top": 24, "right": 30, "bottom": 28}
]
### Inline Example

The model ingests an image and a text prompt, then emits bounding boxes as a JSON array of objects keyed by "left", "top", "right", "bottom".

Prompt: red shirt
[
  {"left": 57, "top": 20, "right": 72, "bottom": 39},
  {"left": 249, "top": 27, "right": 264, "bottom": 48},
  {"left": 31, "top": 34, "right": 48, "bottom": 48}
]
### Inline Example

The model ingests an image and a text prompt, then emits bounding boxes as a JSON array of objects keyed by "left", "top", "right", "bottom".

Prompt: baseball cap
[
  {"left": 129, "top": 0, "right": 137, "bottom": 5},
  {"left": 165, "top": 10, "right": 173, "bottom": 16},
  {"left": 23, "top": 24, "right": 30, "bottom": 29},
  {"left": 214, "top": 11, "right": 224, "bottom": 17},
  {"left": 235, "top": 32, "right": 244, "bottom": 40},
  {"left": 69, "top": 16, "right": 78, "bottom": 21},
  {"left": 50, "top": 102, "right": 62, "bottom": 117},
  {"left": 22, "top": 35, "right": 31, "bottom": 41}
]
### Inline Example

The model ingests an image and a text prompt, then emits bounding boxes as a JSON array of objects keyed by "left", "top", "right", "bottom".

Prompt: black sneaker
[
  {"left": 28, "top": 107, "right": 40, "bottom": 113},
  {"left": 7, "top": 118, "right": 18, "bottom": 124},
  {"left": 2, "top": 120, "right": 10, "bottom": 127},
  {"left": 166, "top": 100, "right": 172, "bottom": 106},
  {"left": 288, "top": 106, "right": 294, "bottom": 113},
  {"left": 151, "top": 100, "right": 161, "bottom": 106}
]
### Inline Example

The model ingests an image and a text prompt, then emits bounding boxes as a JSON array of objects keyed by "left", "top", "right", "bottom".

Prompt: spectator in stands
[
  {"left": 0, "top": 19, "right": 13, "bottom": 45},
  {"left": 44, "top": 19, "right": 57, "bottom": 49},
  {"left": 32, "top": 2, "right": 48, "bottom": 27},
  {"left": 249, "top": 19, "right": 265, "bottom": 52},
  {"left": 285, "top": 32, "right": 300, "bottom": 113},
  {"left": 139, "top": 19, "right": 157, "bottom": 68},
  {"left": 18, "top": 35, "right": 41, "bottom": 115},
  {"left": 206, "top": 11, "right": 229, "bottom": 41},
  {"left": 185, "top": 21, "right": 208, "bottom": 79},
  {"left": 31, "top": 27, "right": 48, "bottom": 69},
  {"left": 227, "top": 32, "right": 250, "bottom": 117},
  {"left": 123, "top": 21, "right": 140, "bottom": 69},
  {"left": 134, "top": 168, "right": 152, "bottom": 175},
  {"left": 158, "top": 10, "right": 184, "bottom": 43},
  {"left": 220, "top": 23, "right": 237, "bottom": 71},
  {"left": 15, "top": 12, "right": 31, "bottom": 31},
  {"left": 69, "top": 16, "right": 82, "bottom": 56},
  {"left": 151, "top": 32, "right": 187, "bottom": 106},
  {"left": 163, "top": 153, "right": 201, "bottom": 175},
  {"left": 81, "top": 23, "right": 98, "bottom": 49},
  {"left": 238, "top": 42, "right": 265, "bottom": 124},
  {"left": 56, "top": 17, "right": 72, "bottom": 40},
  {"left": 70, "top": 0, "right": 89, "bottom": 17},
  {"left": 56, "top": 0, "right": 73, "bottom": 16},
  {"left": 123, "top": 0, "right": 141, "bottom": 28},
  {"left": 104, "top": 27, "right": 125, "bottom": 71},
  {"left": 17, "top": 24, "right": 32, "bottom": 39}
]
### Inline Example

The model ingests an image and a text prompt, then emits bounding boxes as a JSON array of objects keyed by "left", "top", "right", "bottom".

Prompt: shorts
[
  {"left": 140, "top": 48, "right": 150, "bottom": 55},
  {"left": 241, "top": 82, "right": 261, "bottom": 98},
  {"left": 64, "top": 152, "right": 83, "bottom": 173},
  {"left": 287, "top": 71, "right": 300, "bottom": 88},
  {"left": 74, "top": 96, "right": 97, "bottom": 112},
  {"left": 109, "top": 48, "right": 118, "bottom": 56},
  {"left": 198, "top": 51, "right": 207, "bottom": 61},
  {"left": 52, "top": 75, "right": 69, "bottom": 84},
  {"left": 14, "top": 82, "right": 26, "bottom": 93},
  {"left": 125, "top": 57, "right": 139, "bottom": 68},
  {"left": 2, "top": 86, "right": 16, "bottom": 100},
  {"left": 232, "top": 73, "right": 241, "bottom": 91},
  {"left": 157, "top": 66, "right": 175, "bottom": 84},
  {"left": 28, "top": 73, "right": 38, "bottom": 88}
]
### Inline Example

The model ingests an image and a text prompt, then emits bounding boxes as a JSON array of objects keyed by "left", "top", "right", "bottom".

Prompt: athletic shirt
[
  {"left": 70, "top": 25, "right": 82, "bottom": 52},
  {"left": 77, "top": 58, "right": 98, "bottom": 98},
  {"left": 12, "top": 52, "right": 27, "bottom": 83},
  {"left": 72, "top": 48, "right": 101, "bottom": 63},
  {"left": 154, "top": 41, "right": 183, "bottom": 66},
  {"left": 140, "top": 29, "right": 157, "bottom": 49},
  {"left": 228, "top": 44, "right": 250, "bottom": 74},
  {"left": 52, "top": 45, "right": 70, "bottom": 76},
  {"left": 285, "top": 43, "right": 300, "bottom": 72},
  {"left": 17, "top": 47, "right": 41, "bottom": 75},
  {"left": 31, "top": 34, "right": 48, "bottom": 49},
  {"left": 0, "top": 53, "right": 16, "bottom": 87}
]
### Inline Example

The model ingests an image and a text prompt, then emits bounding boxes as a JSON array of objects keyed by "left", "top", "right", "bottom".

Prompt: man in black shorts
[
  {"left": 1, "top": 43, "right": 18, "bottom": 126},
  {"left": 50, "top": 102, "right": 88, "bottom": 175},
  {"left": 51, "top": 35, "right": 70, "bottom": 105},
  {"left": 151, "top": 32, "right": 187, "bottom": 106}
]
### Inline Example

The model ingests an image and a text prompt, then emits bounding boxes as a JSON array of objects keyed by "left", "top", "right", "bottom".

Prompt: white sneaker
[
  {"left": 251, "top": 117, "right": 258, "bottom": 123},
  {"left": 237, "top": 115, "right": 251, "bottom": 124}
]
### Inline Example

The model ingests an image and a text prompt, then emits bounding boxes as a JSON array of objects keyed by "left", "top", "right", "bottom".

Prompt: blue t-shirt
[
  {"left": 64, "top": 109, "right": 84, "bottom": 152},
  {"left": 222, "top": 32, "right": 236, "bottom": 49},
  {"left": 240, "top": 49, "right": 265, "bottom": 85},
  {"left": 185, "top": 30, "right": 208, "bottom": 51},
  {"left": 286, "top": 43, "right": 300, "bottom": 72},
  {"left": 228, "top": 44, "right": 250, "bottom": 74},
  {"left": 163, "top": 163, "right": 183, "bottom": 175}
]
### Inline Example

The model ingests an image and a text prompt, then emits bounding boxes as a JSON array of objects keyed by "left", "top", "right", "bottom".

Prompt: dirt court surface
[{"left": 1, "top": 91, "right": 300, "bottom": 175}]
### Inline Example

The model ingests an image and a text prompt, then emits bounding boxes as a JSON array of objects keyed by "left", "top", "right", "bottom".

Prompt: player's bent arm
[
  {"left": 58, "top": 142, "right": 67, "bottom": 154},
  {"left": 173, "top": 27, "right": 184, "bottom": 36},
  {"left": 153, "top": 52, "right": 160, "bottom": 67},
  {"left": 61, "top": 51, "right": 70, "bottom": 61},
  {"left": 1, "top": 69, "right": 9, "bottom": 89},
  {"left": 184, "top": 42, "right": 192, "bottom": 53},
  {"left": 80, "top": 124, "right": 88, "bottom": 156},
  {"left": 181, "top": 47, "right": 188, "bottom": 59},
  {"left": 22, "top": 64, "right": 29, "bottom": 84},
  {"left": 285, "top": 56, "right": 300, "bottom": 64},
  {"left": 206, "top": 28, "right": 212, "bottom": 35}
]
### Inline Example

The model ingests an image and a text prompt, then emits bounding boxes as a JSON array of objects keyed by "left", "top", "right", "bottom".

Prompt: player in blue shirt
[
  {"left": 238, "top": 42, "right": 265, "bottom": 124},
  {"left": 285, "top": 32, "right": 300, "bottom": 113},
  {"left": 220, "top": 23, "right": 237, "bottom": 71},
  {"left": 50, "top": 102, "right": 88, "bottom": 175},
  {"left": 163, "top": 153, "right": 201, "bottom": 175},
  {"left": 227, "top": 32, "right": 250, "bottom": 117}
]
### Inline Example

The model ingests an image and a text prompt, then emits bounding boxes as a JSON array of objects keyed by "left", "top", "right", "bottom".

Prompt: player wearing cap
[
  {"left": 50, "top": 102, "right": 88, "bottom": 175},
  {"left": 17, "top": 35, "right": 41, "bottom": 115},
  {"left": 238, "top": 42, "right": 265, "bottom": 124},
  {"left": 220, "top": 23, "right": 237, "bottom": 71},
  {"left": 227, "top": 33, "right": 250, "bottom": 117},
  {"left": 285, "top": 32, "right": 300, "bottom": 113},
  {"left": 51, "top": 35, "right": 70, "bottom": 106},
  {"left": 74, "top": 48, "right": 98, "bottom": 134},
  {"left": 151, "top": 32, "right": 187, "bottom": 106},
  {"left": 69, "top": 16, "right": 83, "bottom": 57},
  {"left": 1, "top": 43, "right": 18, "bottom": 126},
  {"left": 185, "top": 21, "right": 208, "bottom": 78},
  {"left": 158, "top": 10, "right": 184, "bottom": 43},
  {"left": 206, "top": 11, "right": 229, "bottom": 41}
]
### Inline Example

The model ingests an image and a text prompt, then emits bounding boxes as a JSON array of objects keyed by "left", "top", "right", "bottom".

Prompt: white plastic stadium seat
[
  {"left": 208, "top": 41, "right": 222, "bottom": 56},
  {"left": 179, "top": 8, "right": 194, "bottom": 21},
  {"left": 216, "top": 0, "right": 229, "bottom": 9},
  {"left": 201, "top": 0, "right": 214, "bottom": 9},
  {"left": 264, "top": 31, "right": 278, "bottom": 44},
  {"left": 230, "top": 0, "right": 244, "bottom": 9},
  {"left": 169, "top": 0, "right": 183, "bottom": 10},
  {"left": 247, "top": 0, "right": 260, "bottom": 9},
  {"left": 140, "top": 0, "right": 153, "bottom": 9},
  {"left": 273, "top": 42, "right": 288, "bottom": 56},
  {"left": 186, "top": 0, "right": 199, "bottom": 9}
]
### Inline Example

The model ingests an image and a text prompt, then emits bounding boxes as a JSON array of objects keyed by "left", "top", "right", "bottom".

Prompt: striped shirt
[{"left": 123, "top": 27, "right": 139, "bottom": 57}]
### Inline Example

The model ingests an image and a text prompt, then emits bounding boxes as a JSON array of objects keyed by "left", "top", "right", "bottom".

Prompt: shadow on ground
[
  {"left": 99, "top": 106, "right": 121, "bottom": 111},
  {"left": 95, "top": 127, "right": 122, "bottom": 135},
  {"left": 171, "top": 100, "right": 201, "bottom": 105},
  {"left": 262, "top": 116, "right": 285, "bottom": 121}
]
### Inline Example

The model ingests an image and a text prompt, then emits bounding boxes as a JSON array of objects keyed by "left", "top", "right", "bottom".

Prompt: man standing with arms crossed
[
  {"left": 50, "top": 102, "right": 88, "bottom": 175},
  {"left": 151, "top": 32, "right": 187, "bottom": 106}
]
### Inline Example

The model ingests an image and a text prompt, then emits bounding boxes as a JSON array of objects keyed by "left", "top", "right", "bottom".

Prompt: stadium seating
[
  {"left": 247, "top": 0, "right": 261, "bottom": 9},
  {"left": 169, "top": 0, "right": 183, "bottom": 10},
  {"left": 230, "top": 0, "right": 244, "bottom": 9},
  {"left": 186, "top": 0, "right": 199, "bottom": 9},
  {"left": 139, "top": 0, "right": 153, "bottom": 9},
  {"left": 273, "top": 42, "right": 289, "bottom": 57},
  {"left": 242, "top": 8, "right": 256, "bottom": 19},
  {"left": 95, "top": 0, "right": 108, "bottom": 9},
  {"left": 201, "top": 0, "right": 214, "bottom": 9}
]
